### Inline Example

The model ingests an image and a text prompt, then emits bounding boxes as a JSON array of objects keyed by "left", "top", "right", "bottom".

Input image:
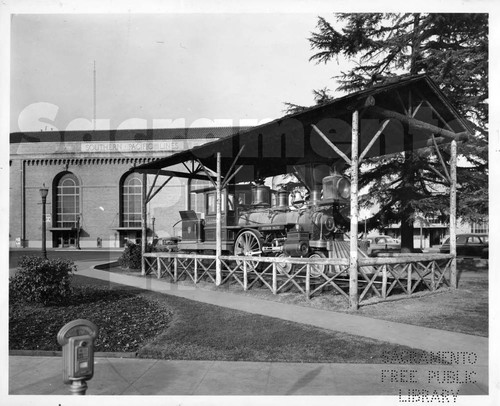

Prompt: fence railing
[{"left": 143, "top": 252, "right": 453, "bottom": 304}]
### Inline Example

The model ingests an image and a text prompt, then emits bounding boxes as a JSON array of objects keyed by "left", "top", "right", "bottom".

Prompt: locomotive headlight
[
  {"left": 324, "top": 216, "right": 335, "bottom": 232},
  {"left": 337, "top": 178, "right": 351, "bottom": 200}
]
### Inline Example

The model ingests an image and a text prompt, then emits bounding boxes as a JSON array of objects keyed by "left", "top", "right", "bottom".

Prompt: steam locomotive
[{"left": 177, "top": 167, "right": 352, "bottom": 267}]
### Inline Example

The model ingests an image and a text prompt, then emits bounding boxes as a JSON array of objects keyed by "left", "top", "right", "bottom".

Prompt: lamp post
[
  {"left": 76, "top": 215, "right": 81, "bottom": 250},
  {"left": 152, "top": 216, "right": 156, "bottom": 237},
  {"left": 361, "top": 214, "right": 368, "bottom": 237},
  {"left": 39, "top": 185, "right": 49, "bottom": 259}
]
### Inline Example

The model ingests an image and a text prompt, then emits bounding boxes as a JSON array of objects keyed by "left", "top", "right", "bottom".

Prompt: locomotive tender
[{"left": 178, "top": 169, "right": 351, "bottom": 264}]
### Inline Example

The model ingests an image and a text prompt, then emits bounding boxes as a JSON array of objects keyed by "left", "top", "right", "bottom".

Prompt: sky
[{"left": 10, "top": 13, "right": 349, "bottom": 132}]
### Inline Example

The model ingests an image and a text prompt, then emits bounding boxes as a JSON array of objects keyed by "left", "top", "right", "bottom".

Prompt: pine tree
[{"left": 301, "top": 13, "right": 488, "bottom": 249}]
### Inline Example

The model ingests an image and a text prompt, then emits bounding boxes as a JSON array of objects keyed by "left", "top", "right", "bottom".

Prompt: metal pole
[
  {"left": 349, "top": 110, "right": 360, "bottom": 310},
  {"left": 21, "top": 160, "right": 26, "bottom": 247},
  {"left": 76, "top": 215, "right": 81, "bottom": 250},
  {"left": 215, "top": 152, "right": 222, "bottom": 285},
  {"left": 420, "top": 222, "right": 423, "bottom": 249},
  {"left": 41, "top": 194, "right": 47, "bottom": 259},
  {"left": 141, "top": 173, "right": 147, "bottom": 276},
  {"left": 450, "top": 140, "right": 457, "bottom": 288},
  {"left": 69, "top": 379, "right": 88, "bottom": 395}
]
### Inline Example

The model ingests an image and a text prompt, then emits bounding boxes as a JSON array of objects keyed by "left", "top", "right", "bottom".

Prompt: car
[
  {"left": 439, "top": 233, "right": 488, "bottom": 258},
  {"left": 153, "top": 236, "right": 180, "bottom": 252},
  {"left": 360, "top": 235, "right": 401, "bottom": 257}
]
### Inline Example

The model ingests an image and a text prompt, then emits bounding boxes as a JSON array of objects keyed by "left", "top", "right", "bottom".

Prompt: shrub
[
  {"left": 10, "top": 256, "right": 77, "bottom": 306},
  {"left": 118, "top": 242, "right": 153, "bottom": 269}
]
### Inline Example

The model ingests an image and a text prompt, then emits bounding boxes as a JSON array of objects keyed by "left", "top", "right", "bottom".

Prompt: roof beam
[
  {"left": 195, "top": 158, "right": 217, "bottom": 186},
  {"left": 224, "top": 145, "right": 245, "bottom": 179},
  {"left": 347, "top": 95, "right": 376, "bottom": 111},
  {"left": 146, "top": 175, "right": 173, "bottom": 203},
  {"left": 145, "top": 171, "right": 160, "bottom": 203},
  {"left": 359, "top": 119, "right": 391, "bottom": 162},
  {"left": 431, "top": 135, "right": 452, "bottom": 184},
  {"left": 412, "top": 87, "right": 456, "bottom": 133},
  {"left": 134, "top": 168, "right": 213, "bottom": 181},
  {"left": 368, "top": 106, "right": 469, "bottom": 142},
  {"left": 222, "top": 165, "right": 243, "bottom": 189},
  {"left": 311, "top": 124, "right": 352, "bottom": 165}
]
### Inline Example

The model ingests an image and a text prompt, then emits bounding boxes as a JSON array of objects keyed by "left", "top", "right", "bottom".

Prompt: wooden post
[
  {"left": 173, "top": 258, "right": 178, "bottom": 282},
  {"left": 349, "top": 110, "right": 360, "bottom": 310},
  {"left": 407, "top": 263, "right": 412, "bottom": 295},
  {"left": 194, "top": 257, "right": 198, "bottom": 283},
  {"left": 157, "top": 257, "right": 161, "bottom": 279},
  {"left": 381, "top": 265, "right": 387, "bottom": 299},
  {"left": 243, "top": 260, "right": 248, "bottom": 291},
  {"left": 215, "top": 152, "right": 222, "bottom": 286},
  {"left": 450, "top": 140, "right": 457, "bottom": 288},
  {"left": 431, "top": 261, "right": 436, "bottom": 291},
  {"left": 141, "top": 173, "right": 147, "bottom": 276},
  {"left": 306, "top": 264, "right": 311, "bottom": 300},
  {"left": 272, "top": 263, "right": 277, "bottom": 294}
]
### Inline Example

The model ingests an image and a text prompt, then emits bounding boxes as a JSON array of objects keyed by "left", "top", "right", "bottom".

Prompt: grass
[
  {"left": 111, "top": 260, "right": 488, "bottom": 337},
  {"left": 10, "top": 275, "right": 436, "bottom": 364},
  {"left": 352, "top": 276, "right": 488, "bottom": 337}
]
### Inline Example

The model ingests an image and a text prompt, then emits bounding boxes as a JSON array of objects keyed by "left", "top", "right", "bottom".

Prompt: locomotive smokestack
[
  {"left": 251, "top": 183, "right": 271, "bottom": 207},
  {"left": 310, "top": 188, "right": 321, "bottom": 205}
]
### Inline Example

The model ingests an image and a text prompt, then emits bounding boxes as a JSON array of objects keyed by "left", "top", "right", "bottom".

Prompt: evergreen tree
[{"left": 297, "top": 13, "right": 487, "bottom": 249}]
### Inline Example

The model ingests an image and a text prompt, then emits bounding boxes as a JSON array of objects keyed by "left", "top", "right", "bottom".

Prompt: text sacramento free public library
[{"left": 382, "top": 351, "right": 478, "bottom": 365}]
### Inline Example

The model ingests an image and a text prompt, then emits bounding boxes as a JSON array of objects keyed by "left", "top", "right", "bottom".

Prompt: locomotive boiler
[{"left": 177, "top": 167, "right": 351, "bottom": 263}]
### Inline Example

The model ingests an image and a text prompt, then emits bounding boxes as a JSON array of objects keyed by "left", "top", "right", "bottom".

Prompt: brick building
[{"left": 9, "top": 127, "right": 240, "bottom": 248}]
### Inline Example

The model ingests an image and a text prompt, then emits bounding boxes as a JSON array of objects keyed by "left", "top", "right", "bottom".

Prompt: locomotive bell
[
  {"left": 293, "top": 190, "right": 304, "bottom": 205},
  {"left": 322, "top": 172, "right": 351, "bottom": 202}
]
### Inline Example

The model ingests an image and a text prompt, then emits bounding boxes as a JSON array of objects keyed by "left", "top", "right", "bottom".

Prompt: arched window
[
  {"left": 56, "top": 173, "right": 80, "bottom": 228},
  {"left": 122, "top": 173, "right": 142, "bottom": 227}
]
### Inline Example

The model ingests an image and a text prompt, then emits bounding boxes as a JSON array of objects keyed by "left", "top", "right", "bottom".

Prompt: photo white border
[{"left": 1, "top": 1, "right": 497, "bottom": 406}]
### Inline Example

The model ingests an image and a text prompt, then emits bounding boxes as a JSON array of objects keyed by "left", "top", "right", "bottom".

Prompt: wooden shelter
[{"left": 133, "top": 74, "right": 472, "bottom": 309}]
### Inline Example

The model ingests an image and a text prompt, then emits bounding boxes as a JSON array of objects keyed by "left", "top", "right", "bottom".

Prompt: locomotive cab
[{"left": 178, "top": 184, "right": 253, "bottom": 252}]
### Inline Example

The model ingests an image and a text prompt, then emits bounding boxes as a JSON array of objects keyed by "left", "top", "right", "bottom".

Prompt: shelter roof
[{"left": 133, "top": 74, "right": 472, "bottom": 183}]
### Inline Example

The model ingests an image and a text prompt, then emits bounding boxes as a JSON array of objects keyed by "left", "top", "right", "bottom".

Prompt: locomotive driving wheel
[
  {"left": 276, "top": 253, "right": 292, "bottom": 274},
  {"left": 308, "top": 251, "right": 327, "bottom": 276},
  {"left": 234, "top": 229, "right": 263, "bottom": 270}
]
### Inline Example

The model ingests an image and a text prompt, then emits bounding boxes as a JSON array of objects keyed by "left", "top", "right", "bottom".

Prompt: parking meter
[{"left": 57, "top": 319, "right": 98, "bottom": 395}]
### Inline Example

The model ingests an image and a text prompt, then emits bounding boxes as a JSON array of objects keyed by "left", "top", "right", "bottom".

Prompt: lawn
[
  {"left": 10, "top": 274, "right": 436, "bottom": 364},
  {"left": 122, "top": 260, "right": 487, "bottom": 337}
]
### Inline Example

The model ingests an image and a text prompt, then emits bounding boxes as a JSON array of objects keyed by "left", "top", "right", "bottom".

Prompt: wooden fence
[{"left": 143, "top": 252, "right": 453, "bottom": 304}]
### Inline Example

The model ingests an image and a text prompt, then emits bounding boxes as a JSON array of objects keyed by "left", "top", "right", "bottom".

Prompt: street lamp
[
  {"left": 152, "top": 216, "right": 156, "bottom": 237},
  {"left": 39, "top": 185, "right": 49, "bottom": 259},
  {"left": 361, "top": 214, "right": 368, "bottom": 236},
  {"left": 76, "top": 215, "right": 81, "bottom": 250}
]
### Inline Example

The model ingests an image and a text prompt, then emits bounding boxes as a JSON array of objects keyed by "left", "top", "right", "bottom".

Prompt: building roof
[
  {"left": 133, "top": 75, "right": 472, "bottom": 184},
  {"left": 10, "top": 126, "right": 245, "bottom": 144}
]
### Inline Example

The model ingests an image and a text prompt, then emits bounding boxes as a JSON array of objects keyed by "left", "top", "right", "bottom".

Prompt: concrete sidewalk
[{"left": 9, "top": 356, "right": 488, "bottom": 396}]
